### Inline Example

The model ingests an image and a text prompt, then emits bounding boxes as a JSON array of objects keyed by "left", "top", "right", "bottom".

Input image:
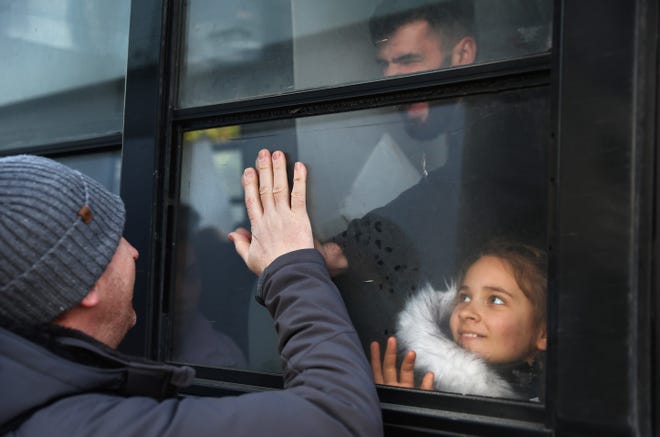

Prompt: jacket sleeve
[
  {"left": 252, "top": 248, "right": 383, "bottom": 434},
  {"left": 24, "top": 249, "right": 382, "bottom": 437},
  {"left": 177, "top": 249, "right": 382, "bottom": 436}
]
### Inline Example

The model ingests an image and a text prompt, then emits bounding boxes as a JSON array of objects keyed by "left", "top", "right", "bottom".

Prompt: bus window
[
  {"left": 173, "top": 84, "right": 549, "bottom": 401},
  {"left": 178, "top": 0, "right": 551, "bottom": 107},
  {"left": 56, "top": 150, "right": 122, "bottom": 195},
  {"left": 0, "top": 0, "right": 130, "bottom": 150}
]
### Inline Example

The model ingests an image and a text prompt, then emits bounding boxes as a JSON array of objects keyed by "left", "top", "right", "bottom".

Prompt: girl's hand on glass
[{"left": 370, "top": 336, "right": 434, "bottom": 390}]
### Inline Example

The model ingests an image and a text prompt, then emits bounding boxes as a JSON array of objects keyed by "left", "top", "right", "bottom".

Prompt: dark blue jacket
[{"left": 0, "top": 249, "right": 382, "bottom": 436}]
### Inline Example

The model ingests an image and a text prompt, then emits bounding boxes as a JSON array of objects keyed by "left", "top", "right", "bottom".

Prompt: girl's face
[{"left": 449, "top": 255, "right": 546, "bottom": 364}]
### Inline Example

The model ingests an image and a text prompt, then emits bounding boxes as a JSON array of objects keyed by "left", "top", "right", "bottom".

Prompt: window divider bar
[{"left": 174, "top": 54, "right": 551, "bottom": 129}]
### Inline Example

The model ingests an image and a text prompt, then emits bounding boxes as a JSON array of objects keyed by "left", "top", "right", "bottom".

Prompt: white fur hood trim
[{"left": 396, "top": 283, "right": 517, "bottom": 398}]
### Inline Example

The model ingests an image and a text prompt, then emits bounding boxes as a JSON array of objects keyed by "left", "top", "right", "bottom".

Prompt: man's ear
[
  {"left": 535, "top": 327, "right": 547, "bottom": 352},
  {"left": 79, "top": 287, "right": 100, "bottom": 308},
  {"left": 451, "top": 36, "right": 477, "bottom": 66}
]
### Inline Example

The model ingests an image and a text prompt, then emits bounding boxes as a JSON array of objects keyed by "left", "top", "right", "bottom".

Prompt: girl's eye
[
  {"left": 458, "top": 293, "right": 471, "bottom": 303},
  {"left": 490, "top": 296, "right": 505, "bottom": 305}
]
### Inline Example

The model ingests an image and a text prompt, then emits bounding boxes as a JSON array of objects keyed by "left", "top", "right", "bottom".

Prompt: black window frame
[
  {"left": 1, "top": 0, "right": 654, "bottom": 435},
  {"left": 121, "top": 0, "right": 657, "bottom": 435}
]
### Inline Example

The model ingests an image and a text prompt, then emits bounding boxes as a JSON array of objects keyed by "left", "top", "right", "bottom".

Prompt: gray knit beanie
[{"left": 0, "top": 155, "right": 125, "bottom": 327}]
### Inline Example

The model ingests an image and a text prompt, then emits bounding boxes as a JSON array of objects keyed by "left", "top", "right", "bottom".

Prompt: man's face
[
  {"left": 449, "top": 256, "right": 546, "bottom": 364},
  {"left": 95, "top": 237, "right": 139, "bottom": 347},
  {"left": 376, "top": 19, "right": 449, "bottom": 124},
  {"left": 376, "top": 19, "right": 448, "bottom": 77}
]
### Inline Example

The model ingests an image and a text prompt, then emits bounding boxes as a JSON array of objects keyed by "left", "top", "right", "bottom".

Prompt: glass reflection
[
  {"left": 178, "top": 0, "right": 552, "bottom": 107},
  {"left": 56, "top": 150, "right": 122, "bottom": 195},
  {"left": 176, "top": 86, "right": 548, "bottom": 401},
  {"left": 0, "top": 0, "right": 130, "bottom": 149},
  {"left": 171, "top": 204, "right": 248, "bottom": 368},
  {"left": 176, "top": 124, "right": 292, "bottom": 372}
]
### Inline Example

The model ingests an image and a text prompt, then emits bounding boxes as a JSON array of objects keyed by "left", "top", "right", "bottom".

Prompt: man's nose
[
  {"left": 383, "top": 64, "right": 400, "bottom": 77},
  {"left": 128, "top": 241, "right": 139, "bottom": 260}
]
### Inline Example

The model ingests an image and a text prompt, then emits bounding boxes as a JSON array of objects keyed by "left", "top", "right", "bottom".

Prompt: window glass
[
  {"left": 56, "top": 150, "right": 122, "bottom": 195},
  {"left": 175, "top": 86, "right": 549, "bottom": 402},
  {"left": 0, "top": 1, "right": 130, "bottom": 150},
  {"left": 178, "top": 0, "right": 552, "bottom": 107}
]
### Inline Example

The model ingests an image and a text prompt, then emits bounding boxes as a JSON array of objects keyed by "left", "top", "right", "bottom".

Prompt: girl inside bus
[{"left": 370, "top": 240, "right": 547, "bottom": 400}]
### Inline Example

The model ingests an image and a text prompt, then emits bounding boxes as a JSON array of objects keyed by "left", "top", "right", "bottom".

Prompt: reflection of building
[
  {"left": 0, "top": 0, "right": 130, "bottom": 150},
  {"left": 181, "top": 130, "right": 237, "bottom": 234},
  {"left": 184, "top": 0, "right": 265, "bottom": 68}
]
